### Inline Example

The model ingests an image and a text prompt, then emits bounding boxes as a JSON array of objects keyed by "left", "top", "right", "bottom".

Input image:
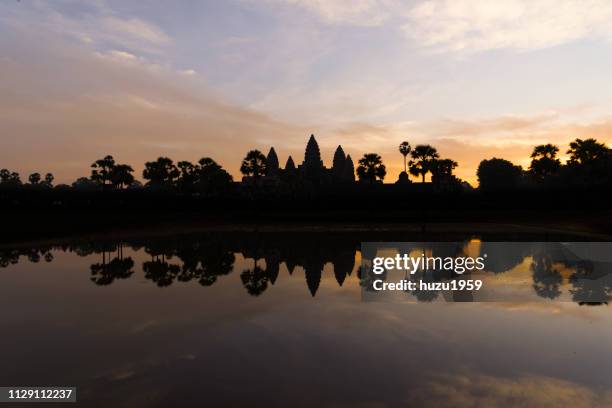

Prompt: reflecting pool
[{"left": 1, "top": 230, "right": 612, "bottom": 407}]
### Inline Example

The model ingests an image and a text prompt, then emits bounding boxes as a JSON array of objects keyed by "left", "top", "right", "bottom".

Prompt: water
[{"left": 1, "top": 230, "right": 612, "bottom": 407}]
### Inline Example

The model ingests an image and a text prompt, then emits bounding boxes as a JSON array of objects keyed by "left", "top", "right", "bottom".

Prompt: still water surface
[{"left": 1, "top": 231, "right": 612, "bottom": 407}]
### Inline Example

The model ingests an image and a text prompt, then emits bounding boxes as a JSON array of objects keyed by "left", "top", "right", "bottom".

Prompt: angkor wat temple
[{"left": 245, "top": 134, "right": 356, "bottom": 187}]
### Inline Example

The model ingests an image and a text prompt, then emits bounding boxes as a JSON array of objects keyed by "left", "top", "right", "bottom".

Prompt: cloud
[
  {"left": 412, "top": 373, "right": 612, "bottom": 408},
  {"left": 1, "top": 1, "right": 171, "bottom": 55},
  {"left": 99, "top": 16, "right": 170, "bottom": 46},
  {"left": 268, "top": 0, "right": 393, "bottom": 26},
  {"left": 266, "top": 0, "right": 612, "bottom": 53},
  {"left": 405, "top": 0, "right": 612, "bottom": 52},
  {"left": 0, "top": 25, "right": 305, "bottom": 184}
]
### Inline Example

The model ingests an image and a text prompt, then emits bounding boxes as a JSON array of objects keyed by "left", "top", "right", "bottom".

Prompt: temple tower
[
  {"left": 303, "top": 134, "right": 323, "bottom": 169},
  {"left": 343, "top": 154, "right": 355, "bottom": 181},
  {"left": 332, "top": 145, "right": 346, "bottom": 178},
  {"left": 266, "top": 147, "right": 279, "bottom": 175},
  {"left": 285, "top": 156, "right": 296, "bottom": 172}
]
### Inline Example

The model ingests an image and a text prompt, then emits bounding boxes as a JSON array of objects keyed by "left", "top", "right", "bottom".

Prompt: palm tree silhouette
[
  {"left": 197, "top": 157, "right": 233, "bottom": 195},
  {"left": 28, "top": 173, "right": 41, "bottom": 185},
  {"left": 529, "top": 144, "right": 560, "bottom": 180},
  {"left": 143, "top": 157, "right": 180, "bottom": 187},
  {"left": 356, "top": 153, "right": 386, "bottom": 183},
  {"left": 409, "top": 145, "right": 439, "bottom": 182},
  {"left": 398, "top": 141, "right": 411, "bottom": 174},
  {"left": 110, "top": 164, "right": 134, "bottom": 189},
  {"left": 43, "top": 173, "right": 54, "bottom": 188},
  {"left": 240, "top": 150, "right": 267, "bottom": 180},
  {"left": 91, "top": 155, "right": 116, "bottom": 188},
  {"left": 567, "top": 138, "right": 609, "bottom": 165},
  {"left": 176, "top": 161, "right": 198, "bottom": 193}
]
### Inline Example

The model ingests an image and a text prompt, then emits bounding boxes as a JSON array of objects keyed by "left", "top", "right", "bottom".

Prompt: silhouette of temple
[{"left": 256, "top": 135, "right": 355, "bottom": 186}]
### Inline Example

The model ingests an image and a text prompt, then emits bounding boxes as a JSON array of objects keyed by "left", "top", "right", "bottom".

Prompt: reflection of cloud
[{"left": 413, "top": 372, "right": 612, "bottom": 408}]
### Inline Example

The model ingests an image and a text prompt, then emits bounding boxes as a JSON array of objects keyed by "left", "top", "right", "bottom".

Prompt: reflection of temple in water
[{"left": 2, "top": 236, "right": 611, "bottom": 304}]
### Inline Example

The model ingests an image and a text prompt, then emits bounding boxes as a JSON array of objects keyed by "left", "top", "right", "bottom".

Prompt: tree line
[{"left": 1, "top": 137, "right": 610, "bottom": 193}]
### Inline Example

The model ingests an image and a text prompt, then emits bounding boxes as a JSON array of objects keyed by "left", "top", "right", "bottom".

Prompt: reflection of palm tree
[
  {"left": 143, "top": 256, "right": 180, "bottom": 287},
  {"left": 569, "top": 261, "right": 612, "bottom": 305},
  {"left": 90, "top": 244, "right": 135, "bottom": 285},
  {"left": 27, "top": 249, "right": 40, "bottom": 263},
  {"left": 200, "top": 247, "right": 235, "bottom": 286},
  {"left": 240, "top": 265, "right": 269, "bottom": 296},
  {"left": 91, "top": 257, "right": 135, "bottom": 285},
  {"left": 531, "top": 254, "right": 562, "bottom": 299},
  {"left": 407, "top": 269, "right": 439, "bottom": 302},
  {"left": 0, "top": 249, "right": 20, "bottom": 268}
]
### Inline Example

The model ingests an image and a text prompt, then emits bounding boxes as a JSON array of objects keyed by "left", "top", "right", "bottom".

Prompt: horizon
[{"left": 3, "top": 1, "right": 612, "bottom": 185}]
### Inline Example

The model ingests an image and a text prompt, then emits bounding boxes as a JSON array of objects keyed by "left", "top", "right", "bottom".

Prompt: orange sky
[{"left": 2, "top": 1, "right": 612, "bottom": 186}]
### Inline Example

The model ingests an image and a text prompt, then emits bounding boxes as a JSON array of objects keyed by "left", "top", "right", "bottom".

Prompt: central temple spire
[{"left": 303, "top": 134, "right": 323, "bottom": 169}]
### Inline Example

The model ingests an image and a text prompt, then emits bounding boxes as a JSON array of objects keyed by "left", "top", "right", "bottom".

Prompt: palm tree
[
  {"left": 532, "top": 144, "right": 559, "bottom": 160},
  {"left": 240, "top": 150, "right": 267, "bottom": 179},
  {"left": 0, "top": 169, "right": 10, "bottom": 184},
  {"left": 91, "top": 155, "right": 116, "bottom": 187},
  {"left": 356, "top": 153, "right": 386, "bottom": 183},
  {"left": 240, "top": 265, "right": 269, "bottom": 296},
  {"left": 28, "top": 173, "right": 41, "bottom": 185},
  {"left": 566, "top": 138, "right": 609, "bottom": 165},
  {"left": 143, "top": 157, "right": 180, "bottom": 187},
  {"left": 43, "top": 173, "right": 54, "bottom": 188},
  {"left": 177, "top": 161, "right": 198, "bottom": 193},
  {"left": 529, "top": 144, "right": 560, "bottom": 180},
  {"left": 198, "top": 157, "right": 233, "bottom": 195},
  {"left": 409, "top": 145, "right": 439, "bottom": 182},
  {"left": 398, "top": 141, "right": 411, "bottom": 174},
  {"left": 110, "top": 164, "right": 134, "bottom": 189}
]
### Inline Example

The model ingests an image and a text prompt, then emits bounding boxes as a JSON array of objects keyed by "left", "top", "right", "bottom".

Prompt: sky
[{"left": 2, "top": 0, "right": 612, "bottom": 185}]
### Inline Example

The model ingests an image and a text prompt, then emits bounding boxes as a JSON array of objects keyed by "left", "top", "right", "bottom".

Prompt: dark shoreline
[{"left": 2, "top": 208, "right": 611, "bottom": 247}]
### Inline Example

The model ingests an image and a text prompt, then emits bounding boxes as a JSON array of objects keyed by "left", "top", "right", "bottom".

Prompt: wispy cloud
[
  {"left": 405, "top": 0, "right": 612, "bottom": 52},
  {"left": 2, "top": 1, "right": 172, "bottom": 55},
  {"left": 267, "top": 0, "right": 393, "bottom": 26},
  {"left": 268, "top": 0, "right": 612, "bottom": 53}
]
